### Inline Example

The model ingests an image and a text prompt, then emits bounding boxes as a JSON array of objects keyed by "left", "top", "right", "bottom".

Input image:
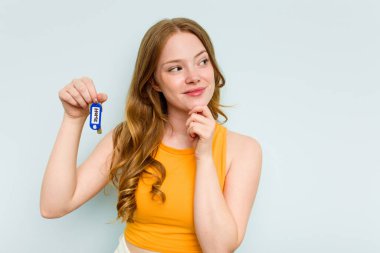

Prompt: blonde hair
[{"left": 109, "top": 17, "right": 228, "bottom": 223}]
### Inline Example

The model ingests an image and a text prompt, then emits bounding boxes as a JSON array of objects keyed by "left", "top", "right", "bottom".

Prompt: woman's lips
[{"left": 184, "top": 87, "right": 206, "bottom": 96}]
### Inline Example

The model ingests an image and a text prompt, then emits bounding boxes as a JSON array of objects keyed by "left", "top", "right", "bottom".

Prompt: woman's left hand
[{"left": 186, "top": 105, "right": 216, "bottom": 160}]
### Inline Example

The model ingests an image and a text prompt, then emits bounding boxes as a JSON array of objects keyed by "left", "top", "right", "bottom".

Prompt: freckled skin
[{"left": 152, "top": 32, "right": 215, "bottom": 114}]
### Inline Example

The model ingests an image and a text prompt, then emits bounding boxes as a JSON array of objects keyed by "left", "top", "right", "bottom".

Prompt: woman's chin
[{"left": 185, "top": 101, "right": 209, "bottom": 111}]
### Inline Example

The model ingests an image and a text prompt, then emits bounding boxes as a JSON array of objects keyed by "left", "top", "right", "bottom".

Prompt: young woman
[{"left": 40, "top": 17, "right": 262, "bottom": 253}]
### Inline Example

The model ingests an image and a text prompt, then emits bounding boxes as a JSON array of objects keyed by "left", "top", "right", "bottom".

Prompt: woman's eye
[
  {"left": 200, "top": 58, "right": 209, "bottom": 65},
  {"left": 169, "top": 66, "right": 182, "bottom": 72},
  {"left": 168, "top": 59, "right": 208, "bottom": 72}
]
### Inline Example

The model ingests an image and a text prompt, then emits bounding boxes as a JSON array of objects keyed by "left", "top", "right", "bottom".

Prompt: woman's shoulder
[
  {"left": 223, "top": 126, "right": 262, "bottom": 175},
  {"left": 225, "top": 127, "right": 262, "bottom": 154}
]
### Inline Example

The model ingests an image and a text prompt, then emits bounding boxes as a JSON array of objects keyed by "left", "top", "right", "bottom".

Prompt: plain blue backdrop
[{"left": 0, "top": 0, "right": 379, "bottom": 252}]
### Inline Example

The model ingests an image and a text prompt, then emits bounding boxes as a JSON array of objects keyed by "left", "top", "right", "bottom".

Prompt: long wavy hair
[{"left": 108, "top": 17, "right": 229, "bottom": 223}]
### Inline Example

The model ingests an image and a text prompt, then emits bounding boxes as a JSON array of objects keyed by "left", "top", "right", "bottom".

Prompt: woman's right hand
[{"left": 58, "top": 77, "right": 108, "bottom": 119}]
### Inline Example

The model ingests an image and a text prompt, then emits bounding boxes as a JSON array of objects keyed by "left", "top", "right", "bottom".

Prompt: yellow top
[{"left": 124, "top": 122, "right": 227, "bottom": 253}]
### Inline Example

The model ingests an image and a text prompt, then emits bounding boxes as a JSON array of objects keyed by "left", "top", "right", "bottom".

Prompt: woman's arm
[
  {"left": 187, "top": 105, "right": 262, "bottom": 252},
  {"left": 40, "top": 114, "right": 86, "bottom": 218},
  {"left": 194, "top": 156, "right": 238, "bottom": 253},
  {"left": 193, "top": 135, "right": 262, "bottom": 253},
  {"left": 40, "top": 114, "right": 113, "bottom": 218}
]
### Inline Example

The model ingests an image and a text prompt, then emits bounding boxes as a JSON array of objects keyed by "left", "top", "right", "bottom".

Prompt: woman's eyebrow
[{"left": 162, "top": 50, "right": 207, "bottom": 67}]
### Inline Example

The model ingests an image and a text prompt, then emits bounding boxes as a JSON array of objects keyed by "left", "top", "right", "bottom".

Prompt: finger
[
  {"left": 187, "top": 122, "right": 196, "bottom": 138},
  {"left": 62, "top": 90, "right": 80, "bottom": 107},
  {"left": 187, "top": 121, "right": 202, "bottom": 138},
  {"left": 186, "top": 113, "right": 208, "bottom": 128},
  {"left": 188, "top": 105, "right": 213, "bottom": 119},
  {"left": 73, "top": 79, "right": 92, "bottom": 105},
  {"left": 67, "top": 85, "right": 87, "bottom": 109},
  {"left": 201, "top": 105, "right": 213, "bottom": 118},
  {"left": 97, "top": 93, "right": 108, "bottom": 103},
  {"left": 81, "top": 77, "right": 98, "bottom": 103}
]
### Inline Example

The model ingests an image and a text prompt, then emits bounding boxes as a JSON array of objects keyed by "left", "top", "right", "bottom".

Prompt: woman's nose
[{"left": 185, "top": 67, "right": 201, "bottom": 84}]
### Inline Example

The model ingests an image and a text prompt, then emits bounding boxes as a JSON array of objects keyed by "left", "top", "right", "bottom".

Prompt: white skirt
[{"left": 114, "top": 233, "right": 131, "bottom": 253}]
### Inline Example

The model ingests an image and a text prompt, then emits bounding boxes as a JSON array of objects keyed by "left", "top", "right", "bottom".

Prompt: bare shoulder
[
  {"left": 226, "top": 129, "right": 262, "bottom": 174},
  {"left": 227, "top": 129, "right": 262, "bottom": 154}
]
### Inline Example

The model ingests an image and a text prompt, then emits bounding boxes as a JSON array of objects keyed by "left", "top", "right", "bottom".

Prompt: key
[{"left": 89, "top": 102, "right": 103, "bottom": 134}]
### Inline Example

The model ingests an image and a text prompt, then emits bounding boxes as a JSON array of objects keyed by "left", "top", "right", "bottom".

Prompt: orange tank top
[{"left": 124, "top": 122, "right": 227, "bottom": 253}]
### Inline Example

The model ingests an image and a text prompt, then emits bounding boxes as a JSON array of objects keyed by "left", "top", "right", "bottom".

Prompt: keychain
[{"left": 89, "top": 102, "right": 103, "bottom": 134}]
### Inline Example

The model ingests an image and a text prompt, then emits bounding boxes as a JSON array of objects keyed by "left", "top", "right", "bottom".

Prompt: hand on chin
[{"left": 185, "top": 105, "right": 215, "bottom": 158}]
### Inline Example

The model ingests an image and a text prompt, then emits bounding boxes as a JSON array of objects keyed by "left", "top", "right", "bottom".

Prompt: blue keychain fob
[{"left": 89, "top": 102, "right": 102, "bottom": 134}]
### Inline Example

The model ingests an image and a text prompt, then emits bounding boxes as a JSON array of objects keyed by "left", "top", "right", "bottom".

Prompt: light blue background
[{"left": 0, "top": 0, "right": 379, "bottom": 252}]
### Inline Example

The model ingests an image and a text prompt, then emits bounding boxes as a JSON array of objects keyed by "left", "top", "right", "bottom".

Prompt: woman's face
[{"left": 153, "top": 32, "right": 215, "bottom": 113}]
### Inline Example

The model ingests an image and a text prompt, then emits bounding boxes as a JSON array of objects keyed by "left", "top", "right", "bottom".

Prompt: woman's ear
[{"left": 150, "top": 78, "right": 162, "bottom": 92}]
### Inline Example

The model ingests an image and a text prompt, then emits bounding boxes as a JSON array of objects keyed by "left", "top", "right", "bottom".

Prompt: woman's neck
[{"left": 162, "top": 110, "right": 194, "bottom": 148}]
